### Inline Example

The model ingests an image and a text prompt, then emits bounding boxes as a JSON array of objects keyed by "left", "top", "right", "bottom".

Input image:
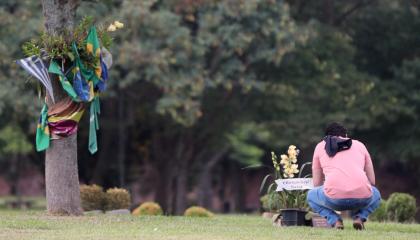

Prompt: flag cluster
[{"left": 17, "top": 26, "right": 110, "bottom": 154}]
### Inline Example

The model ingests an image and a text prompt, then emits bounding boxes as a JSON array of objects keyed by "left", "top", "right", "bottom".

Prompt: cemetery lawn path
[{"left": 0, "top": 210, "right": 420, "bottom": 240}]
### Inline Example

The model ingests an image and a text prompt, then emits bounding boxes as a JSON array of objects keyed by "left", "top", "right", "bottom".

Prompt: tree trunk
[
  {"left": 198, "top": 169, "right": 213, "bottom": 209},
  {"left": 41, "top": 0, "right": 82, "bottom": 215},
  {"left": 175, "top": 160, "right": 188, "bottom": 215},
  {"left": 197, "top": 147, "right": 229, "bottom": 209},
  {"left": 91, "top": 123, "right": 114, "bottom": 185},
  {"left": 117, "top": 89, "right": 126, "bottom": 187},
  {"left": 230, "top": 163, "right": 244, "bottom": 212},
  {"left": 46, "top": 134, "right": 82, "bottom": 214}
]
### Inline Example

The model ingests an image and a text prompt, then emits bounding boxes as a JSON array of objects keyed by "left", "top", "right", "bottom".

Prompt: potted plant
[
  {"left": 260, "top": 145, "right": 312, "bottom": 226},
  {"left": 260, "top": 191, "right": 283, "bottom": 218}
]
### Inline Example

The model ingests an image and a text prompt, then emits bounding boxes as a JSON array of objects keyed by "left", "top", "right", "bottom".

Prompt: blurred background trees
[{"left": 1, "top": 0, "right": 420, "bottom": 216}]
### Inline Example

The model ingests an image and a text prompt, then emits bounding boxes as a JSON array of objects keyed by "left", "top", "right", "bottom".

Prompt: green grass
[
  {"left": 0, "top": 196, "right": 46, "bottom": 210},
  {"left": 0, "top": 210, "right": 420, "bottom": 240}
]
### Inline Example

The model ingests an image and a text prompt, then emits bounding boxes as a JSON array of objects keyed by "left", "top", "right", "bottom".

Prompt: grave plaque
[
  {"left": 311, "top": 215, "right": 330, "bottom": 228},
  {"left": 275, "top": 178, "right": 314, "bottom": 191}
]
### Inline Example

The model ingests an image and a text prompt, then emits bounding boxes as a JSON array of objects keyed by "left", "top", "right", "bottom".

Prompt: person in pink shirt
[{"left": 307, "top": 122, "right": 381, "bottom": 230}]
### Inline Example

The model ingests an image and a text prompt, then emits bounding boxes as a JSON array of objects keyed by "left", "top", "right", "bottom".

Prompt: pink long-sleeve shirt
[{"left": 312, "top": 139, "right": 374, "bottom": 199}]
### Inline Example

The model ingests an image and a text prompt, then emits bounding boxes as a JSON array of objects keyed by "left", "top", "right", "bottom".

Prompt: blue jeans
[{"left": 306, "top": 186, "right": 381, "bottom": 226}]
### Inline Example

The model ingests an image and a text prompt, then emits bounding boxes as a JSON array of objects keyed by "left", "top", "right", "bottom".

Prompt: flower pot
[{"left": 280, "top": 209, "right": 307, "bottom": 226}]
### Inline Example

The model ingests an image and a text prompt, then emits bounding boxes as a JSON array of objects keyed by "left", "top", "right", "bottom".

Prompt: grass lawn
[{"left": 0, "top": 210, "right": 420, "bottom": 240}]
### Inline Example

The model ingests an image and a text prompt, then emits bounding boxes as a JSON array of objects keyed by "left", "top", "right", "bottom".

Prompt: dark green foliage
[
  {"left": 4, "top": 0, "right": 420, "bottom": 213},
  {"left": 21, "top": 16, "right": 114, "bottom": 61},
  {"left": 369, "top": 199, "right": 387, "bottom": 222},
  {"left": 387, "top": 193, "right": 417, "bottom": 223}
]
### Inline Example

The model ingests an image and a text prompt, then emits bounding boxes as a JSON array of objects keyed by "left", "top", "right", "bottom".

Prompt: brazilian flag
[
  {"left": 88, "top": 96, "right": 100, "bottom": 154},
  {"left": 36, "top": 104, "right": 50, "bottom": 151},
  {"left": 49, "top": 60, "right": 78, "bottom": 101},
  {"left": 72, "top": 42, "right": 94, "bottom": 101},
  {"left": 86, "top": 26, "right": 102, "bottom": 82},
  {"left": 86, "top": 26, "right": 101, "bottom": 57}
]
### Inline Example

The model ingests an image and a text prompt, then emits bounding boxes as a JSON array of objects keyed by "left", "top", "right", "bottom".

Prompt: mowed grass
[{"left": 1, "top": 210, "right": 420, "bottom": 240}]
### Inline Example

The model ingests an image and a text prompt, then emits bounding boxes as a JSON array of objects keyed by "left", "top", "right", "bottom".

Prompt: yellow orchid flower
[
  {"left": 107, "top": 24, "right": 116, "bottom": 32},
  {"left": 290, "top": 164, "right": 299, "bottom": 173},
  {"left": 114, "top": 21, "right": 124, "bottom": 29},
  {"left": 288, "top": 145, "right": 300, "bottom": 159}
]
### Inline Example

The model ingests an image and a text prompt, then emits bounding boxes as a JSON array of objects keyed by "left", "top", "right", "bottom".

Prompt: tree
[
  {"left": 103, "top": 0, "right": 306, "bottom": 214},
  {"left": 41, "top": 0, "right": 82, "bottom": 215}
]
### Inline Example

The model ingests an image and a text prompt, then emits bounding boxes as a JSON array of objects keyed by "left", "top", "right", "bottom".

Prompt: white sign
[{"left": 275, "top": 178, "right": 313, "bottom": 191}]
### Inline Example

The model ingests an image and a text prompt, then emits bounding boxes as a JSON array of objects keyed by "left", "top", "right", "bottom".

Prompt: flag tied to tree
[{"left": 16, "top": 22, "right": 118, "bottom": 154}]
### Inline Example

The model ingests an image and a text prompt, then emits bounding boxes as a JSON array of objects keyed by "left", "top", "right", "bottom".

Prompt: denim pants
[{"left": 306, "top": 186, "right": 381, "bottom": 225}]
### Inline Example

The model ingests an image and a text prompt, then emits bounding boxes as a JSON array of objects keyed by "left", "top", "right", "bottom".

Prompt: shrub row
[
  {"left": 132, "top": 202, "right": 213, "bottom": 217},
  {"left": 80, "top": 185, "right": 214, "bottom": 217},
  {"left": 80, "top": 184, "right": 131, "bottom": 211},
  {"left": 370, "top": 192, "right": 417, "bottom": 223}
]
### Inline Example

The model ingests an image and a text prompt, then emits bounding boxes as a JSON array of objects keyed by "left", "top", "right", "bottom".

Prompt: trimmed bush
[
  {"left": 132, "top": 202, "right": 163, "bottom": 216},
  {"left": 80, "top": 184, "right": 105, "bottom": 211},
  {"left": 369, "top": 199, "right": 387, "bottom": 222},
  {"left": 104, "top": 188, "right": 131, "bottom": 210},
  {"left": 387, "top": 192, "right": 417, "bottom": 222},
  {"left": 184, "top": 206, "right": 214, "bottom": 217},
  {"left": 260, "top": 192, "right": 282, "bottom": 212}
]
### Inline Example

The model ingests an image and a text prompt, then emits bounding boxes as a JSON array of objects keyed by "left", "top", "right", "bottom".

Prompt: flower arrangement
[
  {"left": 260, "top": 145, "right": 311, "bottom": 210},
  {"left": 22, "top": 17, "right": 122, "bottom": 61}
]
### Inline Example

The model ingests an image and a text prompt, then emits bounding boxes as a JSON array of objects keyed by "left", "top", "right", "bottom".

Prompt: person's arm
[
  {"left": 312, "top": 168, "right": 324, "bottom": 187},
  {"left": 364, "top": 146, "right": 376, "bottom": 186},
  {"left": 312, "top": 144, "right": 324, "bottom": 187}
]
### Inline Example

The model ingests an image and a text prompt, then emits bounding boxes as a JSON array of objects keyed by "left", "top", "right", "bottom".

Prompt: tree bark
[
  {"left": 197, "top": 147, "right": 229, "bottom": 209},
  {"left": 46, "top": 134, "right": 82, "bottom": 214},
  {"left": 230, "top": 163, "right": 244, "bottom": 212},
  {"left": 175, "top": 165, "right": 188, "bottom": 214},
  {"left": 41, "top": 0, "right": 82, "bottom": 215},
  {"left": 117, "top": 89, "right": 126, "bottom": 187}
]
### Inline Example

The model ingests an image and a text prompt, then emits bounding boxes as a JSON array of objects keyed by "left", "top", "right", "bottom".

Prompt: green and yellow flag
[
  {"left": 36, "top": 104, "right": 50, "bottom": 151},
  {"left": 86, "top": 26, "right": 101, "bottom": 57},
  {"left": 88, "top": 96, "right": 101, "bottom": 154},
  {"left": 86, "top": 26, "right": 102, "bottom": 79},
  {"left": 49, "top": 60, "right": 78, "bottom": 101}
]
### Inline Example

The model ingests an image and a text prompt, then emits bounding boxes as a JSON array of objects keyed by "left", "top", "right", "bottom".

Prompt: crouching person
[{"left": 307, "top": 123, "right": 381, "bottom": 230}]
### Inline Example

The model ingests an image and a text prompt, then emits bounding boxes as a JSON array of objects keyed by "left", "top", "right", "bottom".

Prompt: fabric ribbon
[
  {"left": 35, "top": 98, "right": 85, "bottom": 152},
  {"left": 48, "top": 97, "right": 85, "bottom": 138}
]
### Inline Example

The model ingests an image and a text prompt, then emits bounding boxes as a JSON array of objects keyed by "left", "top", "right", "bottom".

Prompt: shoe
[
  {"left": 334, "top": 220, "right": 344, "bottom": 230},
  {"left": 353, "top": 218, "right": 365, "bottom": 230}
]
